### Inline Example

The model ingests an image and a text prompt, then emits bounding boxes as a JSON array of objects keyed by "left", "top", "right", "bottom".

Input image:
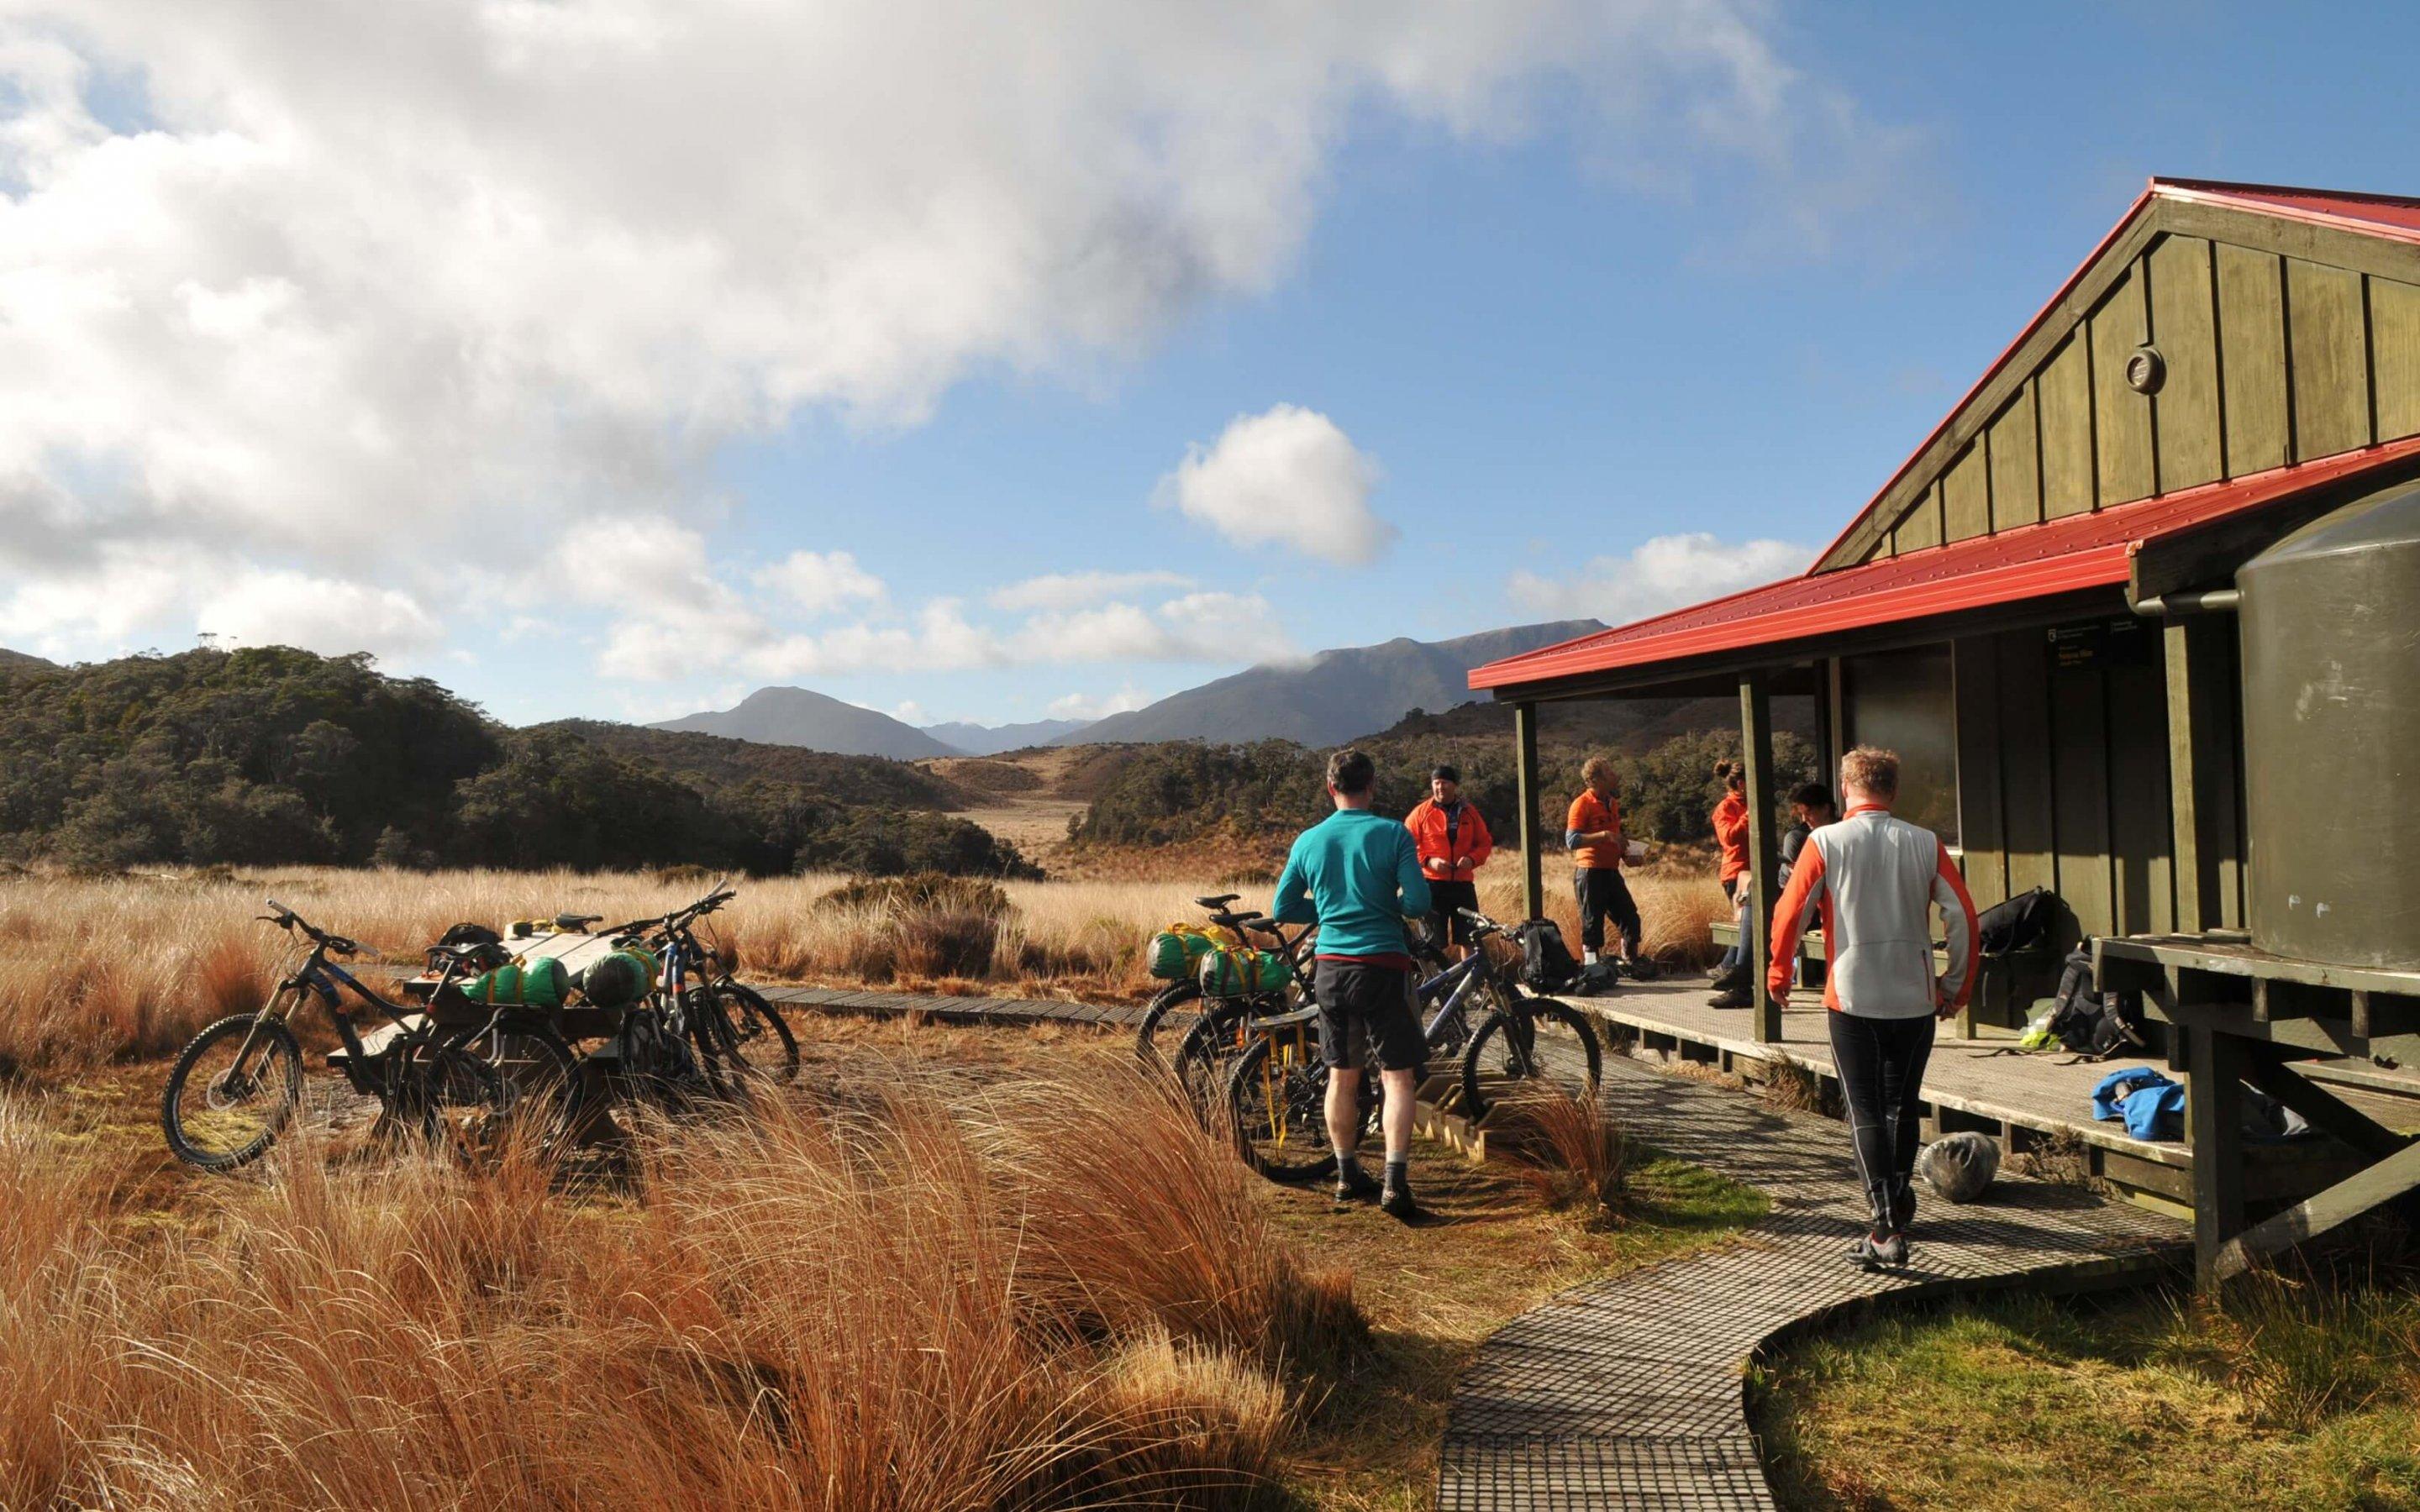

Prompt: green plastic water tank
[{"left": 2238, "top": 479, "right": 2420, "bottom": 969}]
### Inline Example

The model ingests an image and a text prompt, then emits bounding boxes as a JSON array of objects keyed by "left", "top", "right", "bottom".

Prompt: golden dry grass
[
  {"left": 0, "top": 1058, "right": 1358, "bottom": 1510},
  {"left": 0, "top": 859, "right": 1728, "bottom": 1081}
]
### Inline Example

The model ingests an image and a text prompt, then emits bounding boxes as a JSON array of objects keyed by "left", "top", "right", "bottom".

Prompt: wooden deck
[{"left": 1552, "top": 975, "right": 2410, "bottom": 1214}]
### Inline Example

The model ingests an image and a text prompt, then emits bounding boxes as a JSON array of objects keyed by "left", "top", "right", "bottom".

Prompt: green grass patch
[{"left": 1752, "top": 1276, "right": 2420, "bottom": 1511}]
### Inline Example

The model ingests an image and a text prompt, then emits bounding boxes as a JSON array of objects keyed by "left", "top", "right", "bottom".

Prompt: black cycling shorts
[
  {"left": 1314, "top": 958, "right": 1426, "bottom": 1073},
  {"left": 1427, "top": 879, "right": 1481, "bottom": 948}
]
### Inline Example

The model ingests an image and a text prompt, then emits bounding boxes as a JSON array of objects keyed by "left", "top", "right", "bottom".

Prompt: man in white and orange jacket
[
  {"left": 1769, "top": 745, "right": 1979, "bottom": 1271},
  {"left": 1405, "top": 764, "right": 1492, "bottom": 959}
]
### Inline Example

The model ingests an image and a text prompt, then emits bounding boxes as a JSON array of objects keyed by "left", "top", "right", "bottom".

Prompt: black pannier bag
[
  {"left": 1517, "top": 920, "right": 1581, "bottom": 994},
  {"left": 1976, "top": 886, "right": 2058, "bottom": 958}
]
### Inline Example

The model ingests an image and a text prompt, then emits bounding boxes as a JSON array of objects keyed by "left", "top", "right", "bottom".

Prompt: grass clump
[
  {"left": 1491, "top": 1087, "right": 1633, "bottom": 1227},
  {"left": 0, "top": 1057, "right": 1361, "bottom": 1510},
  {"left": 1753, "top": 1263, "right": 2420, "bottom": 1511}
]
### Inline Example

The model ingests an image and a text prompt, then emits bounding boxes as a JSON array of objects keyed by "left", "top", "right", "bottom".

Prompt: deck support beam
[
  {"left": 2185, "top": 1024, "right": 2249, "bottom": 1286},
  {"left": 2242, "top": 1051, "right": 2413, "bottom": 1162},
  {"left": 1740, "top": 670, "right": 1781, "bottom": 1044},
  {"left": 2215, "top": 1139, "right": 2420, "bottom": 1283},
  {"left": 1514, "top": 701, "right": 1544, "bottom": 924}
]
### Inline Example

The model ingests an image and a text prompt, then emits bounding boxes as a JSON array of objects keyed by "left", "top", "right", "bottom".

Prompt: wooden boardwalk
[{"left": 760, "top": 980, "right": 2186, "bottom": 1509}]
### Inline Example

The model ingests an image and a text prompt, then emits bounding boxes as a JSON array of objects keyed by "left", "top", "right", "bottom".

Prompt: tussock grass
[
  {"left": 1488, "top": 1087, "right": 1633, "bottom": 1226},
  {"left": 0, "top": 1058, "right": 1357, "bottom": 1509},
  {"left": 0, "top": 860, "right": 1730, "bottom": 1079},
  {"left": 1754, "top": 1265, "right": 2420, "bottom": 1511}
]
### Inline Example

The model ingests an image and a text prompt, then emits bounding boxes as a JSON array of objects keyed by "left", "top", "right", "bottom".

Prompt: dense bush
[
  {"left": 1071, "top": 725, "right": 1821, "bottom": 853},
  {"left": 0, "top": 648, "right": 1034, "bottom": 879}
]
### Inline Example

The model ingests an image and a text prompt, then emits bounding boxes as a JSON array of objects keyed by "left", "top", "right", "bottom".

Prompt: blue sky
[{"left": 8, "top": 2, "right": 2420, "bottom": 728}]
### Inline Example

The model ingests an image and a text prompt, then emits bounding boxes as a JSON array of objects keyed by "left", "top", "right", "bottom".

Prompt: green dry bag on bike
[
  {"left": 1148, "top": 922, "right": 1230, "bottom": 981},
  {"left": 1198, "top": 944, "right": 1287, "bottom": 998},
  {"left": 459, "top": 956, "right": 571, "bottom": 1008}
]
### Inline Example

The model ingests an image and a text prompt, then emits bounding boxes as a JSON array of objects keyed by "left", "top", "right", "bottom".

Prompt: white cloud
[
  {"left": 887, "top": 699, "right": 931, "bottom": 726},
  {"left": 741, "top": 591, "right": 1291, "bottom": 680},
  {"left": 196, "top": 569, "right": 444, "bottom": 659},
  {"left": 1049, "top": 684, "right": 1156, "bottom": 721},
  {"left": 1158, "top": 404, "right": 1392, "bottom": 565},
  {"left": 0, "top": 2, "right": 1911, "bottom": 666},
  {"left": 988, "top": 570, "right": 1193, "bottom": 612},
  {"left": 1508, "top": 533, "right": 1809, "bottom": 624},
  {"left": 755, "top": 550, "right": 886, "bottom": 617}
]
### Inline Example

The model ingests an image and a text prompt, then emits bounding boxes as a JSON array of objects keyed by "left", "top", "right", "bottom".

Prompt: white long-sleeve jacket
[{"left": 1768, "top": 805, "right": 1980, "bottom": 1019}]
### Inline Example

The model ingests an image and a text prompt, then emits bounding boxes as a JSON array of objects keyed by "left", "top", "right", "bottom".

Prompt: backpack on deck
[
  {"left": 2046, "top": 945, "right": 2149, "bottom": 1059},
  {"left": 1515, "top": 920, "right": 1581, "bottom": 994},
  {"left": 1976, "top": 886, "right": 2059, "bottom": 958}
]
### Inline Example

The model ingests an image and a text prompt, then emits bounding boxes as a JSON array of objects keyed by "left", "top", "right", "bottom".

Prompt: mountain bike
[
  {"left": 1218, "top": 932, "right": 1492, "bottom": 1182},
  {"left": 1448, "top": 908, "right": 1603, "bottom": 1119},
  {"left": 1134, "top": 894, "right": 1265, "bottom": 1066},
  {"left": 598, "top": 883, "right": 798, "bottom": 1105},
  {"left": 1218, "top": 908, "right": 1600, "bottom": 1179},
  {"left": 161, "top": 902, "right": 531, "bottom": 1171}
]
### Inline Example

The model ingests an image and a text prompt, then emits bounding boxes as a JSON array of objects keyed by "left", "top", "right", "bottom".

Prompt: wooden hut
[{"left": 1470, "top": 179, "right": 2420, "bottom": 1281}]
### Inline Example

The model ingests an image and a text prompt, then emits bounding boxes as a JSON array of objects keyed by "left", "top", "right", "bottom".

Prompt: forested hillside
[
  {"left": 0, "top": 649, "right": 1034, "bottom": 877},
  {"left": 1067, "top": 708, "right": 1819, "bottom": 858}
]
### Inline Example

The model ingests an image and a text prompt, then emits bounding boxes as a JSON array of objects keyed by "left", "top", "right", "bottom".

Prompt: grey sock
[
  {"left": 1383, "top": 1157, "right": 1409, "bottom": 1192},
  {"left": 1334, "top": 1147, "right": 1359, "bottom": 1179}
]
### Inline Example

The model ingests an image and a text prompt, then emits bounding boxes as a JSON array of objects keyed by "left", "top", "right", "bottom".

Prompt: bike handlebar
[{"left": 259, "top": 900, "right": 357, "bottom": 956}]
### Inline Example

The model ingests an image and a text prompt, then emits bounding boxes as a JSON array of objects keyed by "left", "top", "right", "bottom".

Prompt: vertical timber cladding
[
  {"left": 1954, "top": 622, "right": 2186, "bottom": 975},
  {"left": 1850, "top": 223, "right": 2420, "bottom": 564}
]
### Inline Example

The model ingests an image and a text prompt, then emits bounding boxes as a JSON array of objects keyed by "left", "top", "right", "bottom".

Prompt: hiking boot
[
  {"left": 1849, "top": 1230, "right": 1909, "bottom": 1270},
  {"left": 1380, "top": 1181, "right": 1426, "bottom": 1222},
  {"left": 1707, "top": 988, "right": 1752, "bottom": 1009},
  {"left": 1709, "top": 961, "right": 1750, "bottom": 993},
  {"left": 1333, "top": 1162, "right": 1380, "bottom": 1204}
]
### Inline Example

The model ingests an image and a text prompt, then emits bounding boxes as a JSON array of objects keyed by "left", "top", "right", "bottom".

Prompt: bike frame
[{"left": 255, "top": 943, "right": 430, "bottom": 1095}]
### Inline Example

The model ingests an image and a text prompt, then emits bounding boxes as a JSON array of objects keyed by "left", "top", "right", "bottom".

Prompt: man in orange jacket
[
  {"left": 1565, "top": 756, "right": 1645, "bottom": 969},
  {"left": 1405, "top": 764, "right": 1493, "bottom": 960}
]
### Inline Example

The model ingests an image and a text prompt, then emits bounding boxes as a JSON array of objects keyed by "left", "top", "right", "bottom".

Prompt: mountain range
[
  {"left": 650, "top": 619, "right": 1603, "bottom": 759},
  {"left": 652, "top": 685, "right": 962, "bottom": 759},
  {"left": 1050, "top": 619, "right": 1603, "bottom": 748},
  {"left": 919, "top": 717, "right": 1092, "bottom": 755}
]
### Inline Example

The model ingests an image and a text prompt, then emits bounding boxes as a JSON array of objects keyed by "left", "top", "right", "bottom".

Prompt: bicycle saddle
[
  {"left": 1228, "top": 913, "right": 1276, "bottom": 932},
  {"left": 1247, "top": 1005, "right": 1320, "bottom": 1032},
  {"left": 1194, "top": 894, "right": 1241, "bottom": 909},
  {"left": 555, "top": 912, "right": 604, "bottom": 931}
]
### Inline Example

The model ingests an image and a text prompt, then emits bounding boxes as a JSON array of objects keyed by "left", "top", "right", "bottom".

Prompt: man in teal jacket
[{"left": 1271, "top": 748, "right": 1432, "bottom": 1219}]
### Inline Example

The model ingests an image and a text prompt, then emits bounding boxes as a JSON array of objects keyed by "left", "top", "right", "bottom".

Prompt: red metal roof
[{"left": 1470, "top": 438, "right": 2420, "bottom": 692}]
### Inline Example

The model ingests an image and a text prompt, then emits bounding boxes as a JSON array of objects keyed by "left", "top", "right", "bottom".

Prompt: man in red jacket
[{"left": 1405, "top": 764, "right": 1493, "bottom": 960}]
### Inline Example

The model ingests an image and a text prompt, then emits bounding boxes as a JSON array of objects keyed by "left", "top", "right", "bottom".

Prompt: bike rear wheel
[
  {"left": 1134, "top": 979, "right": 1203, "bottom": 1066},
  {"left": 161, "top": 1011, "right": 305, "bottom": 1171},
  {"left": 1225, "top": 1032, "right": 1363, "bottom": 1183},
  {"left": 1460, "top": 991, "right": 1602, "bottom": 1121},
  {"left": 1169, "top": 995, "right": 1258, "bottom": 1108},
  {"left": 709, "top": 982, "right": 800, "bottom": 1087}
]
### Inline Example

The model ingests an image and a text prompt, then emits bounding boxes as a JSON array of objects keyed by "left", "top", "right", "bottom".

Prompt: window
[{"left": 1840, "top": 645, "right": 1960, "bottom": 846}]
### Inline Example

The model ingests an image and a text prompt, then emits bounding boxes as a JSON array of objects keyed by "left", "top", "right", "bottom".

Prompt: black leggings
[{"left": 1826, "top": 1011, "right": 1936, "bottom": 1230}]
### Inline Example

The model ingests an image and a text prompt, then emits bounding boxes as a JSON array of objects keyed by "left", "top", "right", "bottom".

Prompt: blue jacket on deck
[{"left": 2091, "top": 1067, "right": 2185, "bottom": 1142}]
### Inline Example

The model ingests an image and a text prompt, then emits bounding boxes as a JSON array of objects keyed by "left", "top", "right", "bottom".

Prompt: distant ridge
[
  {"left": 0, "top": 647, "right": 55, "bottom": 676},
  {"left": 920, "top": 717, "right": 1092, "bottom": 755},
  {"left": 650, "top": 685, "right": 960, "bottom": 759},
  {"left": 1056, "top": 620, "right": 1604, "bottom": 748}
]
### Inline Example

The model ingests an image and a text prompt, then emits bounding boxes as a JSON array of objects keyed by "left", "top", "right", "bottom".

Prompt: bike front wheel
[
  {"left": 1224, "top": 1032, "right": 1349, "bottom": 1184},
  {"left": 1134, "top": 979, "right": 1203, "bottom": 1067},
  {"left": 162, "top": 1012, "right": 305, "bottom": 1171},
  {"left": 1169, "top": 995, "right": 1257, "bottom": 1110},
  {"left": 1460, "top": 994, "right": 1602, "bottom": 1121}
]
